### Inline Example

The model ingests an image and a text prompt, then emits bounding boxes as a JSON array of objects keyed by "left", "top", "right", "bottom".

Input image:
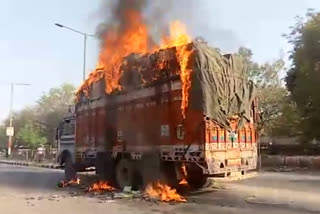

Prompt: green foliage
[
  {"left": 36, "top": 83, "right": 75, "bottom": 143},
  {"left": 0, "top": 125, "right": 7, "bottom": 149},
  {"left": 237, "top": 47, "right": 294, "bottom": 135},
  {"left": 285, "top": 10, "right": 320, "bottom": 141},
  {"left": 267, "top": 98, "right": 301, "bottom": 136},
  {"left": 16, "top": 122, "right": 47, "bottom": 149},
  {"left": 37, "top": 83, "right": 75, "bottom": 113},
  {"left": 1, "top": 83, "right": 75, "bottom": 149}
]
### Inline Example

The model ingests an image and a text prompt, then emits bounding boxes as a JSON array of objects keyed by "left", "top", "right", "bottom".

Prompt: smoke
[
  {"left": 95, "top": 0, "right": 240, "bottom": 52},
  {"left": 96, "top": 0, "right": 174, "bottom": 46},
  {"left": 96, "top": 0, "right": 146, "bottom": 43}
]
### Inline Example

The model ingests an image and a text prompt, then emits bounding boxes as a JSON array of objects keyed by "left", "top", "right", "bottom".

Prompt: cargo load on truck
[
  {"left": 77, "top": 40, "right": 256, "bottom": 130},
  {"left": 58, "top": 40, "right": 258, "bottom": 190}
]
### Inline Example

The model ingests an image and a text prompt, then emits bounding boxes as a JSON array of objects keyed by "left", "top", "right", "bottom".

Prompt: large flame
[
  {"left": 160, "top": 21, "right": 192, "bottom": 118},
  {"left": 88, "top": 181, "right": 116, "bottom": 192},
  {"left": 77, "top": 13, "right": 192, "bottom": 118},
  {"left": 78, "top": 10, "right": 150, "bottom": 96},
  {"left": 145, "top": 181, "right": 186, "bottom": 202},
  {"left": 176, "top": 46, "right": 192, "bottom": 118},
  {"left": 160, "top": 21, "right": 191, "bottom": 49}
]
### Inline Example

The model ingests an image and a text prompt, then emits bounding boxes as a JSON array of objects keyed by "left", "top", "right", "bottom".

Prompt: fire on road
[{"left": 1, "top": 164, "right": 320, "bottom": 214}]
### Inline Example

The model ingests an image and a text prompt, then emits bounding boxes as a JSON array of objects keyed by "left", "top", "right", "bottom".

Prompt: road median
[{"left": 0, "top": 159, "right": 60, "bottom": 169}]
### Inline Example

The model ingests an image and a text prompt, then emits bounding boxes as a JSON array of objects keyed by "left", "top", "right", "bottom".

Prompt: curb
[{"left": 0, "top": 160, "right": 60, "bottom": 170}]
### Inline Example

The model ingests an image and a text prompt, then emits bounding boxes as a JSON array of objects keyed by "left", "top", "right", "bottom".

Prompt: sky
[{"left": 0, "top": 0, "right": 320, "bottom": 122}]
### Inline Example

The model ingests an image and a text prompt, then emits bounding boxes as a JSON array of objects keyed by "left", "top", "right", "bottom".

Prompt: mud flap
[
  {"left": 96, "top": 152, "right": 115, "bottom": 183},
  {"left": 134, "top": 152, "right": 178, "bottom": 188},
  {"left": 65, "top": 157, "right": 77, "bottom": 181},
  {"left": 139, "top": 152, "right": 162, "bottom": 185}
]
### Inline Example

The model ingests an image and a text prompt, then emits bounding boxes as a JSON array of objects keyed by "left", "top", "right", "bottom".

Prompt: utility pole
[
  {"left": 83, "top": 34, "right": 87, "bottom": 81},
  {"left": 6, "top": 83, "right": 30, "bottom": 157},
  {"left": 54, "top": 23, "right": 95, "bottom": 81},
  {"left": 7, "top": 83, "right": 14, "bottom": 156}
]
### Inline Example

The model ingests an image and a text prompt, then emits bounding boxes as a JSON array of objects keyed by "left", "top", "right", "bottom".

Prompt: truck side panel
[{"left": 112, "top": 82, "right": 204, "bottom": 149}]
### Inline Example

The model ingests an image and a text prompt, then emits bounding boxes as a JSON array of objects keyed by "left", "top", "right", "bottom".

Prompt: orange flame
[
  {"left": 77, "top": 10, "right": 150, "bottom": 96},
  {"left": 58, "top": 178, "right": 80, "bottom": 188},
  {"left": 160, "top": 21, "right": 191, "bottom": 49},
  {"left": 88, "top": 181, "right": 115, "bottom": 192},
  {"left": 178, "top": 178, "right": 188, "bottom": 185},
  {"left": 77, "top": 15, "right": 193, "bottom": 118},
  {"left": 160, "top": 21, "right": 192, "bottom": 118},
  {"left": 145, "top": 181, "right": 186, "bottom": 202},
  {"left": 181, "top": 164, "right": 187, "bottom": 177},
  {"left": 178, "top": 164, "right": 188, "bottom": 185},
  {"left": 176, "top": 46, "right": 192, "bottom": 118}
]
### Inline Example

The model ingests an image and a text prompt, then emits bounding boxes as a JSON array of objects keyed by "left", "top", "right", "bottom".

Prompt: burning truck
[{"left": 56, "top": 38, "right": 258, "bottom": 189}]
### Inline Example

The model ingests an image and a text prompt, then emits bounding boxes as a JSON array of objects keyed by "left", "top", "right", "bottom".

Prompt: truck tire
[
  {"left": 186, "top": 163, "right": 210, "bottom": 189},
  {"left": 65, "top": 156, "right": 77, "bottom": 181},
  {"left": 115, "top": 159, "right": 134, "bottom": 190}
]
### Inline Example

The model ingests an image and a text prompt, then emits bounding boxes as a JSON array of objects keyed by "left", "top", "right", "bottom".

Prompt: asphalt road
[{"left": 1, "top": 164, "right": 320, "bottom": 214}]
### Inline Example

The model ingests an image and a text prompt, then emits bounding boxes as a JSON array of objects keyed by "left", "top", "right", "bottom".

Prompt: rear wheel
[
  {"left": 65, "top": 156, "right": 77, "bottom": 181},
  {"left": 186, "top": 163, "right": 210, "bottom": 189},
  {"left": 115, "top": 159, "right": 134, "bottom": 190}
]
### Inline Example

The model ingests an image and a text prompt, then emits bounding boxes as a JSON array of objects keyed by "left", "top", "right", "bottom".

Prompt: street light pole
[
  {"left": 83, "top": 34, "right": 87, "bottom": 81},
  {"left": 7, "top": 83, "right": 30, "bottom": 156},
  {"left": 8, "top": 83, "right": 14, "bottom": 156},
  {"left": 54, "top": 23, "right": 95, "bottom": 81}
]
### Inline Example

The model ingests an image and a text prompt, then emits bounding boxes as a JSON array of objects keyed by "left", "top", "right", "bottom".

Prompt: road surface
[{"left": 1, "top": 164, "right": 320, "bottom": 214}]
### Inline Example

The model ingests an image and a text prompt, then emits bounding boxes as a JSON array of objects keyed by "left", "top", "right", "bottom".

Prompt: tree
[
  {"left": 1, "top": 83, "right": 75, "bottom": 149},
  {"left": 0, "top": 108, "right": 36, "bottom": 149},
  {"left": 0, "top": 125, "right": 8, "bottom": 149},
  {"left": 268, "top": 98, "right": 301, "bottom": 136},
  {"left": 16, "top": 122, "right": 47, "bottom": 149},
  {"left": 285, "top": 10, "right": 320, "bottom": 142},
  {"left": 36, "top": 83, "right": 75, "bottom": 144},
  {"left": 37, "top": 83, "right": 75, "bottom": 113},
  {"left": 237, "top": 47, "right": 290, "bottom": 135}
]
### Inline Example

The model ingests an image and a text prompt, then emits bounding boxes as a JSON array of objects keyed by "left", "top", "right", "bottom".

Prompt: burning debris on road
[
  {"left": 57, "top": 178, "right": 80, "bottom": 188},
  {"left": 87, "top": 181, "right": 116, "bottom": 192},
  {"left": 56, "top": 176, "right": 188, "bottom": 203},
  {"left": 145, "top": 181, "right": 187, "bottom": 202}
]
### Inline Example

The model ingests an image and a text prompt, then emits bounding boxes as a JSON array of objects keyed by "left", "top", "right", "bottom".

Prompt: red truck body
[{"left": 75, "top": 78, "right": 257, "bottom": 175}]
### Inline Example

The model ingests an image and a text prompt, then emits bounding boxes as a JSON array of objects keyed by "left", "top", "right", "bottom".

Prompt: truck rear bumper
[{"left": 206, "top": 156, "right": 257, "bottom": 175}]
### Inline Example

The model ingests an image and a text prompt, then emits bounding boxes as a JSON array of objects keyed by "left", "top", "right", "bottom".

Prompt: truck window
[{"left": 62, "top": 119, "right": 75, "bottom": 136}]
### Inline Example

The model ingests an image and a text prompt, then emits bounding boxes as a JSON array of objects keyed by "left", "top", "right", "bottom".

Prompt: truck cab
[
  {"left": 56, "top": 110, "right": 97, "bottom": 180},
  {"left": 56, "top": 115, "right": 76, "bottom": 166}
]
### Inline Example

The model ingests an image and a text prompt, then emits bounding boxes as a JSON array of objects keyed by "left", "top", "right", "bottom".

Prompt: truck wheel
[
  {"left": 65, "top": 156, "right": 77, "bottom": 181},
  {"left": 115, "top": 159, "right": 134, "bottom": 190},
  {"left": 186, "top": 163, "right": 210, "bottom": 189}
]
